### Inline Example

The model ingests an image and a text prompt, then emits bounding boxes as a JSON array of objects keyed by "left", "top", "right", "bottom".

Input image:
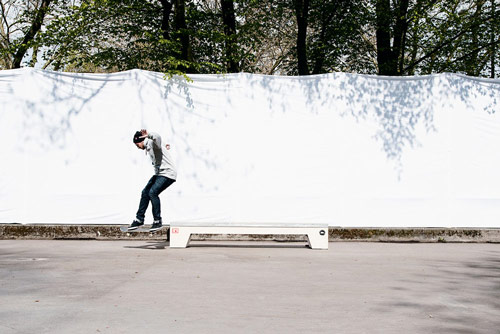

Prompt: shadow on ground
[{"left": 378, "top": 250, "right": 500, "bottom": 333}]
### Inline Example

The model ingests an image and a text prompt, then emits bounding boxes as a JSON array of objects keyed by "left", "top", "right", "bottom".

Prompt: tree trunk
[
  {"left": 159, "top": 0, "right": 173, "bottom": 40},
  {"left": 221, "top": 0, "right": 239, "bottom": 72},
  {"left": 407, "top": 0, "right": 424, "bottom": 75},
  {"left": 312, "top": 9, "right": 335, "bottom": 75},
  {"left": 466, "top": 0, "right": 485, "bottom": 76},
  {"left": 490, "top": 0, "right": 495, "bottom": 78},
  {"left": 29, "top": 44, "right": 38, "bottom": 67},
  {"left": 174, "top": 0, "right": 194, "bottom": 71},
  {"left": 393, "top": 0, "right": 409, "bottom": 74},
  {"left": 13, "top": 0, "right": 51, "bottom": 68},
  {"left": 375, "top": 0, "right": 396, "bottom": 75},
  {"left": 294, "top": 0, "right": 310, "bottom": 75}
]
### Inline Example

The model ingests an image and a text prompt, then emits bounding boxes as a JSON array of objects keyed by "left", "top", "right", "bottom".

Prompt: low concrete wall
[
  {"left": 1, "top": 224, "right": 499, "bottom": 243},
  {"left": 329, "top": 228, "right": 500, "bottom": 243}
]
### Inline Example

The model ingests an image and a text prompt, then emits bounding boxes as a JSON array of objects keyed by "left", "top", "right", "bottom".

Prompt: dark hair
[{"left": 133, "top": 131, "right": 145, "bottom": 143}]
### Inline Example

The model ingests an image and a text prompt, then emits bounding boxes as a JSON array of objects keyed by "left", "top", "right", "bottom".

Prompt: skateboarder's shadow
[{"left": 124, "top": 241, "right": 169, "bottom": 250}]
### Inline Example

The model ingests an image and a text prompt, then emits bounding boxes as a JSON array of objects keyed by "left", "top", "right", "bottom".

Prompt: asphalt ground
[{"left": 0, "top": 240, "right": 499, "bottom": 334}]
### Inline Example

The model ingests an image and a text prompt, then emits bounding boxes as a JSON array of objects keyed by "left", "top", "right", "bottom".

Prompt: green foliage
[
  {"left": 306, "top": 0, "right": 374, "bottom": 74},
  {"left": 40, "top": 0, "right": 186, "bottom": 72},
  {"left": 1, "top": 0, "right": 498, "bottom": 77},
  {"left": 413, "top": 0, "right": 500, "bottom": 77}
]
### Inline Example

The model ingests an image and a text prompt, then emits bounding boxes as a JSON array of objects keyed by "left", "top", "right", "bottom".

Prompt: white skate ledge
[{"left": 169, "top": 223, "right": 329, "bottom": 250}]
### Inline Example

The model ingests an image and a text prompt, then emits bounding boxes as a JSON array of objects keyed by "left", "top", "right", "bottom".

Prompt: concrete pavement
[{"left": 1, "top": 240, "right": 499, "bottom": 333}]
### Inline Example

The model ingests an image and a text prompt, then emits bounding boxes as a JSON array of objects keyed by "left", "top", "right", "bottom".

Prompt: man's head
[{"left": 133, "top": 130, "right": 145, "bottom": 149}]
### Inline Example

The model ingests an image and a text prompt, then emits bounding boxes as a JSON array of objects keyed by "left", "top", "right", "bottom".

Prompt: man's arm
[{"left": 140, "top": 129, "right": 170, "bottom": 149}]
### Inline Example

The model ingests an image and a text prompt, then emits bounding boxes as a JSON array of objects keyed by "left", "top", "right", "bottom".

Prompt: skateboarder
[{"left": 128, "top": 129, "right": 177, "bottom": 232}]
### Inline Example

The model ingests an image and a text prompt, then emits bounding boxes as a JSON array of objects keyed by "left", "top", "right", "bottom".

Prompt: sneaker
[
  {"left": 150, "top": 220, "right": 163, "bottom": 232},
  {"left": 128, "top": 219, "right": 144, "bottom": 231}
]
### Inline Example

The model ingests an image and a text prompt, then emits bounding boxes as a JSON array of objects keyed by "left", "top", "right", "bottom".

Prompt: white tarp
[{"left": 0, "top": 68, "right": 499, "bottom": 227}]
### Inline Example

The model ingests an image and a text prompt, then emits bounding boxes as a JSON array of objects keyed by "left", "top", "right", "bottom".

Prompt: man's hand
[{"left": 140, "top": 129, "right": 148, "bottom": 138}]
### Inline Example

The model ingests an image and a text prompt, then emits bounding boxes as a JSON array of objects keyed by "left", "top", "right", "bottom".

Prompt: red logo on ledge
[{"left": 172, "top": 228, "right": 179, "bottom": 234}]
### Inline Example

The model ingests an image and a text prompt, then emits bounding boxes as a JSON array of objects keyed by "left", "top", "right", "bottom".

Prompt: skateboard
[{"left": 120, "top": 225, "right": 169, "bottom": 233}]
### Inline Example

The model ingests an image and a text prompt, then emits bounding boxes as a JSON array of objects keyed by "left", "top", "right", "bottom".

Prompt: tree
[
  {"left": 39, "top": 0, "right": 238, "bottom": 73},
  {"left": 375, "top": 0, "right": 408, "bottom": 75},
  {"left": 12, "top": 0, "right": 51, "bottom": 68},
  {"left": 37, "top": 0, "right": 202, "bottom": 73},
  {"left": 159, "top": 0, "right": 173, "bottom": 40},
  {"left": 371, "top": 0, "right": 500, "bottom": 77},
  {"left": 173, "top": 0, "right": 194, "bottom": 72},
  {"left": 0, "top": 0, "right": 56, "bottom": 69},
  {"left": 1, "top": 0, "right": 497, "bottom": 77},
  {"left": 307, "top": 0, "right": 372, "bottom": 74},
  {"left": 294, "top": 0, "right": 309, "bottom": 75},
  {"left": 221, "top": 0, "right": 238, "bottom": 72},
  {"left": 233, "top": 0, "right": 296, "bottom": 74},
  {"left": 490, "top": 0, "right": 496, "bottom": 78}
]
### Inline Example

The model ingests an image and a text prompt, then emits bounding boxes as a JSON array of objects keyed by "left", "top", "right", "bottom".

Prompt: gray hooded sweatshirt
[{"left": 144, "top": 132, "right": 177, "bottom": 180}]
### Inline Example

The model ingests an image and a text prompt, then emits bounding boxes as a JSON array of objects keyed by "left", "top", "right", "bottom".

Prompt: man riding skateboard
[{"left": 128, "top": 129, "right": 177, "bottom": 232}]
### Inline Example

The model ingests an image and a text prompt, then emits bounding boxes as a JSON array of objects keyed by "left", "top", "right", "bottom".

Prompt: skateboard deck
[{"left": 120, "top": 225, "right": 169, "bottom": 233}]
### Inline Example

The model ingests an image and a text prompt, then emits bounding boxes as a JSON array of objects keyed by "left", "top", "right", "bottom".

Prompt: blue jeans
[{"left": 136, "top": 175, "right": 175, "bottom": 222}]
